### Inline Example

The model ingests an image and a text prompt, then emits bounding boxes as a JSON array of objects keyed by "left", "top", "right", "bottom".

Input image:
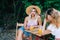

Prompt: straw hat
[{"left": 26, "top": 5, "right": 41, "bottom": 15}]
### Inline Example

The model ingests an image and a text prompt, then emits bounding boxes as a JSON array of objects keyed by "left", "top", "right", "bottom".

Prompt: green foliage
[
  {"left": 44, "top": 0, "right": 60, "bottom": 10},
  {"left": 0, "top": 0, "right": 60, "bottom": 29}
]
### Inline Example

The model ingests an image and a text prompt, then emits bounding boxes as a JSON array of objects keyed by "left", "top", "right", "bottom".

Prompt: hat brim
[{"left": 26, "top": 5, "right": 41, "bottom": 15}]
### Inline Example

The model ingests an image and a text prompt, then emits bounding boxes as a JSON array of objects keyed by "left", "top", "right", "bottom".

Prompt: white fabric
[
  {"left": 57, "top": 11, "right": 60, "bottom": 16},
  {"left": 47, "top": 24, "right": 60, "bottom": 38},
  {"left": 27, "top": 18, "right": 37, "bottom": 26}
]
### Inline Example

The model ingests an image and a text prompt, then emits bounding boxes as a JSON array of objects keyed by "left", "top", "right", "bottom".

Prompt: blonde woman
[
  {"left": 42, "top": 8, "right": 60, "bottom": 40},
  {"left": 16, "top": 5, "right": 42, "bottom": 40}
]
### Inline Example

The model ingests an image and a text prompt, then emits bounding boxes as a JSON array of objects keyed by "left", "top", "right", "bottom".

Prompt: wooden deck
[{"left": 0, "top": 29, "right": 15, "bottom": 40}]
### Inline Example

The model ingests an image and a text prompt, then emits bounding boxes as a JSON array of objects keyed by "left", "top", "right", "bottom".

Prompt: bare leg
[
  {"left": 16, "top": 30, "right": 23, "bottom": 40},
  {"left": 29, "top": 36, "right": 32, "bottom": 40},
  {"left": 24, "top": 35, "right": 32, "bottom": 40}
]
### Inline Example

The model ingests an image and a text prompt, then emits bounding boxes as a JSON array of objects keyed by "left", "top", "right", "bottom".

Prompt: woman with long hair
[
  {"left": 16, "top": 5, "right": 42, "bottom": 40},
  {"left": 42, "top": 8, "right": 60, "bottom": 40}
]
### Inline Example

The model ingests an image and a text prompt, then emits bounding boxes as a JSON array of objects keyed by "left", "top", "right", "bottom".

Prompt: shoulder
[
  {"left": 47, "top": 24, "right": 53, "bottom": 28},
  {"left": 48, "top": 24, "right": 55, "bottom": 28},
  {"left": 47, "top": 24, "right": 55, "bottom": 30},
  {"left": 38, "top": 15, "right": 41, "bottom": 18},
  {"left": 24, "top": 16, "right": 29, "bottom": 20},
  {"left": 37, "top": 15, "right": 41, "bottom": 20},
  {"left": 36, "top": 15, "right": 41, "bottom": 19}
]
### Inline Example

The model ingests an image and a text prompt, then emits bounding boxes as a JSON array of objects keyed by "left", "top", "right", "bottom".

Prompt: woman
[
  {"left": 16, "top": 5, "right": 42, "bottom": 40},
  {"left": 42, "top": 8, "right": 60, "bottom": 40}
]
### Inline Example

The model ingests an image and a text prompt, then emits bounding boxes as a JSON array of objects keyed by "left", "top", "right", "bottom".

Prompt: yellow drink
[
  {"left": 30, "top": 26, "right": 34, "bottom": 31},
  {"left": 38, "top": 29, "right": 42, "bottom": 35}
]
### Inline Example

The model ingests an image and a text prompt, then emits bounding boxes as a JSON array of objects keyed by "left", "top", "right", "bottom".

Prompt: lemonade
[
  {"left": 30, "top": 26, "right": 34, "bottom": 31},
  {"left": 38, "top": 29, "right": 42, "bottom": 35}
]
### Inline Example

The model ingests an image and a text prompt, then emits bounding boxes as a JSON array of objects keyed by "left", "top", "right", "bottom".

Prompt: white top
[
  {"left": 27, "top": 15, "right": 39, "bottom": 27},
  {"left": 27, "top": 18, "right": 38, "bottom": 27},
  {"left": 47, "top": 24, "right": 60, "bottom": 38},
  {"left": 58, "top": 11, "right": 60, "bottom": 16}
]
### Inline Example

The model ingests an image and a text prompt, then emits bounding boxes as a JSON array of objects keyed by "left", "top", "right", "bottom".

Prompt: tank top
[{"left": 27, "top": 16, "right": 39, "bottom": 27}]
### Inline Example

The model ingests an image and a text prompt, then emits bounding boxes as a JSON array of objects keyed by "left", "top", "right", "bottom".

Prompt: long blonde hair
[
  {"left": 52, "top": 10, "right": 60, "bottom": 27},
  {"left": 46, "top": 8, "right": 60, "bottom": 27}
]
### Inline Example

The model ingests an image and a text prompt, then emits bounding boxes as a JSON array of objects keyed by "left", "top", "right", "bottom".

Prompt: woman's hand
[
  {"left": 25, "top": 27, "right": 30, "bottom": 30},
  {"left": 42, "top": 30, "right": 51, "bottom": 35},
  {"left": 42, "top": 30, "right": 46, "bottom": 35}
]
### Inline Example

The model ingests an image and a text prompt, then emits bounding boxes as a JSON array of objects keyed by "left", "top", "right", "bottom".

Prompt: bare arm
[
  {"left": 24, "top": 17, "right": 28, "bottom": 29},
  {"left": 37, "top": 16, "right": 42, "bottom": 26},
  {"left": 43, "top": 18, "right": 47, "bottom": 30},
  {"left": 42, "top": 30, "right": 51, "bottom": 35}
]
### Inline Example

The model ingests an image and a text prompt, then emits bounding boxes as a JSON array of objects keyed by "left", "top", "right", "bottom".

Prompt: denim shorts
[{"left": 19, "top": 26, "right": 31, "bottom": 37}]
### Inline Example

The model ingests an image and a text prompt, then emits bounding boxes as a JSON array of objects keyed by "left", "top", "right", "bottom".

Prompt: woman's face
[
  {"left": 30, "top": 9, "right": 36, "bottom": 17},
  {"left": 47, "top": 15, "right": 53, "bottom": 21}
]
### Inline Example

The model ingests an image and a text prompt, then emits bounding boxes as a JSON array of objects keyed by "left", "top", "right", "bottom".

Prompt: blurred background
[
  {"left": 0, "top": 0, "right": 60, "bottom": 40},
  {"left": 0, "top": 0, "right": 60, "bottom": 29}
]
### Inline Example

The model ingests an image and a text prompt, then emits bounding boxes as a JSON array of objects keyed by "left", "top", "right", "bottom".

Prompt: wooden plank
[
  {"left": 25, "top": 28, "right": 42, "bottom": 37},
  {"left": 17, "top": 23, "right": 24, "bottom": 26}
]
